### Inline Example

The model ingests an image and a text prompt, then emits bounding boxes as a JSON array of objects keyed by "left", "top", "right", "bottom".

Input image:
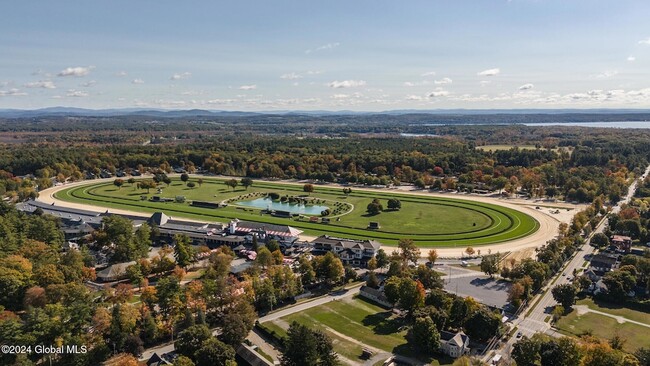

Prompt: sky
[{"left": 1, "top": 0, "right": 650, "bottom": 111}]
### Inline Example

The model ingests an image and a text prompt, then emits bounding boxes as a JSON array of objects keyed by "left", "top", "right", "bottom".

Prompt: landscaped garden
[{"left": 54, "top": 176, "right": 539, "bottom": 247}]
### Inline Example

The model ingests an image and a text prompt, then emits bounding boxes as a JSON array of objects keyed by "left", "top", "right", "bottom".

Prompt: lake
[
  {"left": 236, "top": 197, "right": 329, "bottom": 215},
  {"left": 422, "top": 121, "right": 650, "bottom": 129},
  {"left": 522, "top": 121, "right": 650, "bottom": 128}
]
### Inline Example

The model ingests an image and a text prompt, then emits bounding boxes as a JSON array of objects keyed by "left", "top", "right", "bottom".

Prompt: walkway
[{"left": 573, "top": 305, "right": 650, "bottom": 328}]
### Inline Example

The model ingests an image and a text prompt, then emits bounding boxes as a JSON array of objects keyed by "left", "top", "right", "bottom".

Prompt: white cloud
[
  {"left": 66, "top": 89, "right": 88, "bottom": 97},
  {"left": 403, "top": 81, "right": 430, "bottom": 87},
  {"left": 0, "top": 88, "right": 27, "bottom": 97},
  {"left": 81, "top": 80, "right": 97, "bottom": 87},
  {"left": 57, "top": 66, "right": 92, "bottom": 77},
  {"left": 434, "top": 77, "right": 453, "bottom": 85},
  {"left": 638, "top": 37, "right": 650, "bottom": 45},
  {"left": 405, "top": 95, "right": 423, "bottom": 101},
  {"left": 115, "top": 71, "right": 127, "bottom": 77},
  {"left": 421, "top": 71, "right": 436, "bottom": 77},
  {"left": 627, "top": 56, "right": 636, "bottom": 62},
  {"left": 170, "top": 72, "right": 191, "bottom": 80},
  {"left": 239, "top": 84, "right": 257, "bottom": 90},
  {"left": 519, "top": 83, "right": 534, "bottom": 90},
  {"left": 132, "top": 78, "right": 145, "bottom": 84},
  {"left": 328, "top": 80, "right": 366, "bottom": 88},
  {"left": 331, "top": 94, "right": 349, "bottom": 99},
  {"left": 477, "top": 68, "right": 500, "bottom": 77},
  {"left": 305, "top": 42, "right": 340, "bottom": 54},
  {"left": 594, "top": 70, "right": 618, "bottom": 78},
  {"left": 307, "top": 70, "right": 323, "bottom": 75},
  {"left": 427, "top": 89, "right": 450, "bottom": 98},
  {"left": 480, "top": 80, "right": 492, "bottom": 87},
  {"left": 280, "top": 72, "right": 302, "bottom": 80},
  {"left": 24, "top": 80, "right": 56, "bottom": 89}
]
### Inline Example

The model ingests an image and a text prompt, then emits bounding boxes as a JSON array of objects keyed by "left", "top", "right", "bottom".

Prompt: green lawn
[
  {"left": 576, "top": 298, "right": 650, "bottom": 325},
  {"left": 555, "top": 311, "right": 650, "bottom": 353},
  {"left": 55, "top": 177, "right": 539, "bottom": 247},
  {"left": 262, "top": 296, "right": 453, "bottom": 365}
]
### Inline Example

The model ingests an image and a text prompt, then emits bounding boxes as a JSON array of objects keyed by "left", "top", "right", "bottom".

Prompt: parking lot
[{"left": 440, "top": 265, "right": 511, "bottom": 309}]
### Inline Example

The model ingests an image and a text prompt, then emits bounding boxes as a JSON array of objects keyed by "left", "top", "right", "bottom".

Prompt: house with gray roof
[
  {"left": 311, "top": 235, "right": 381, "bottom": 267},
  {"left": 440, "top": 331, "right": 470, "bottom": 358}
]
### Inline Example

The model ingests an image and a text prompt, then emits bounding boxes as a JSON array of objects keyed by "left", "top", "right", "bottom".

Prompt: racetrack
[{"left": 37, "top": 176, "right": 567, "bottom": 258}]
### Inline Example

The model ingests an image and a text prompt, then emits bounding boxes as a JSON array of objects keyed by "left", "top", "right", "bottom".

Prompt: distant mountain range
[{"left": 1, "top": 107, "right": 650, "bottom": 118}]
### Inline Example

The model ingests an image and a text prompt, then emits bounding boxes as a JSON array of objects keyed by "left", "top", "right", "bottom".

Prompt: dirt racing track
[{"left": 37, "top": 177, "right": 565, "bottom": 258}]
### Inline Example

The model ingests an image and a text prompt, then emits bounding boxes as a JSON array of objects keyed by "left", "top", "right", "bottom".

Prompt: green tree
[
  {"left": 366, "top": 198, "right": 383, "bottom": 215},
  {"left": 175, "top": 325, "right": 212, "bottom": 359},
  {"left": 634, "top": 347, "right": 650, "bottom": 366},
  {"left": 464, "top": 307, "right": 502, "bottom": 342},
  {"left": 125, "top": 264, "right": 144, "bottom": 289},
  {"left": 313, "top": 252, "right": 344, "bottom": 287},
  {"left": 602, "top": 270, "right": 636, "bottom": 300},
  {"left": 375, "top": 249, "right": 389, "bottom": 270},
  {"left": 512, "top": 336, "right": 541, "bottom": 366},
  {"left": 173, "top": 356, "right": 196, "bottom": 366},
  {"left": 398, "top": 278, "right": 425, "bottom": 315},
  {"left": 180, "top": 173, "right": 189, "bottom": 183},
  {"left": 551, "top": 284, "right": 577, "bottom": 310},
  {"left": 267, "top": 239, "right": 280, "bottom": 252},
  {"left": 254, "top": 278, "right": 277, "bottom": 312},
  {"left": 398, "top": 238, "right": 420, "bottom": 266},
  {"left": 187, "top": 181, "right": 196, "bottom": 189},
  {"left": 366, "top": 271, "right": 380, "bottom": 288},
  {"left": 298, "top": 255, "right": 316, "bottom": 286},
  {"left": 194, "top": 337, "right": 236, "bottom": 366},
  {"left": 387, "top": 198, "right": 401, "bottom": 210},
  {"left": 415, "top": 264, "right": 442, "bottom": 289},
  {"left": 256, "top": 247, "right": 273, "bottom": 269},
  {"left": 174, "top": 234, "right": 193, "bottom": 268},
  {"left": 407, "top": 317, "right": 440, "bottom": 354},
  {"left": 480, "top": 254, "right": 500, "bottom": 277},
  {"left": 220, "top": 311, "right": 253, "bottom": 346},
  {"left": 281, "top": 322, "right": 338, "bottom": 366},
  {"left": 241, "top": 177, "right": 253, "bottom": 190},
  {"left": 303, "top": 183, "right": 314, "bottom": 195},
  {"left": 113, "top": 178, "right": 124, "bottom": 190},
  {"left": 225, "top": 179, "right": 238, "bottom": 191},
  {"left": 591, "top": 232, "right": 610, "bottom": 247}
]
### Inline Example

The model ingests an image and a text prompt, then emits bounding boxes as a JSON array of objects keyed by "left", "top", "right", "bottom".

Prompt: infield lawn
[{"left": 55, "top": 177, "right": 539, "bottom": 247}]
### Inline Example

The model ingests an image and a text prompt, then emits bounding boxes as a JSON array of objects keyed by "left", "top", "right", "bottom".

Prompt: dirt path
[{"left": 37, "top": 175, "right": 576, "bottom": 258}]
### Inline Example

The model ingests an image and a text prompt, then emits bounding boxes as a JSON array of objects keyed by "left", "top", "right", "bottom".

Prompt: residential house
[
  {"left": 589, "top": 253, "right": 619, "bottom": 273},
  {"left": 611, "top": 235, "right": 632, "bottom": 253},
  {"left": 359, "top": 285, "right": 392, "bottom": 308},
  {"left": 440, "top": 331, "right": 470, "bottom": 358},
  {"left": 96, "top": 261, "right": 136, "bottom": 282}
]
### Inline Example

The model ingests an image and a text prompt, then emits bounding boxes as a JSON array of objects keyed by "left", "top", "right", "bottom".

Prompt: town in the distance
[{"left": 0, "top": 111, "right": 649, "bottom": 366}]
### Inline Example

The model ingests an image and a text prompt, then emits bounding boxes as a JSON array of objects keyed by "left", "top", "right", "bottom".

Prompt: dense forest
[{"left": 0, "top": 117, "right": 649, "bottom": 205}]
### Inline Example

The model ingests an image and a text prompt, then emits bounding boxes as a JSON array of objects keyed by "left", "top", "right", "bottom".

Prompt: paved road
[{"left": 492, "top": 164, "right": 650, "bottom": 362}]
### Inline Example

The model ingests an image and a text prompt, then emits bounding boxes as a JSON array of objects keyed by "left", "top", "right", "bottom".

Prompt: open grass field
[
  {"left": 261, "top": 296, "right": 453, "bottom": 365},
  {"left": 576, "top": 298, "right": 650, "bottom": 325},
  {"left": 54, "top": 177, "right": 539, "bottom": 247},
  {"left": 555, "top": 310, "right": 650, "bottom": 353}
]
